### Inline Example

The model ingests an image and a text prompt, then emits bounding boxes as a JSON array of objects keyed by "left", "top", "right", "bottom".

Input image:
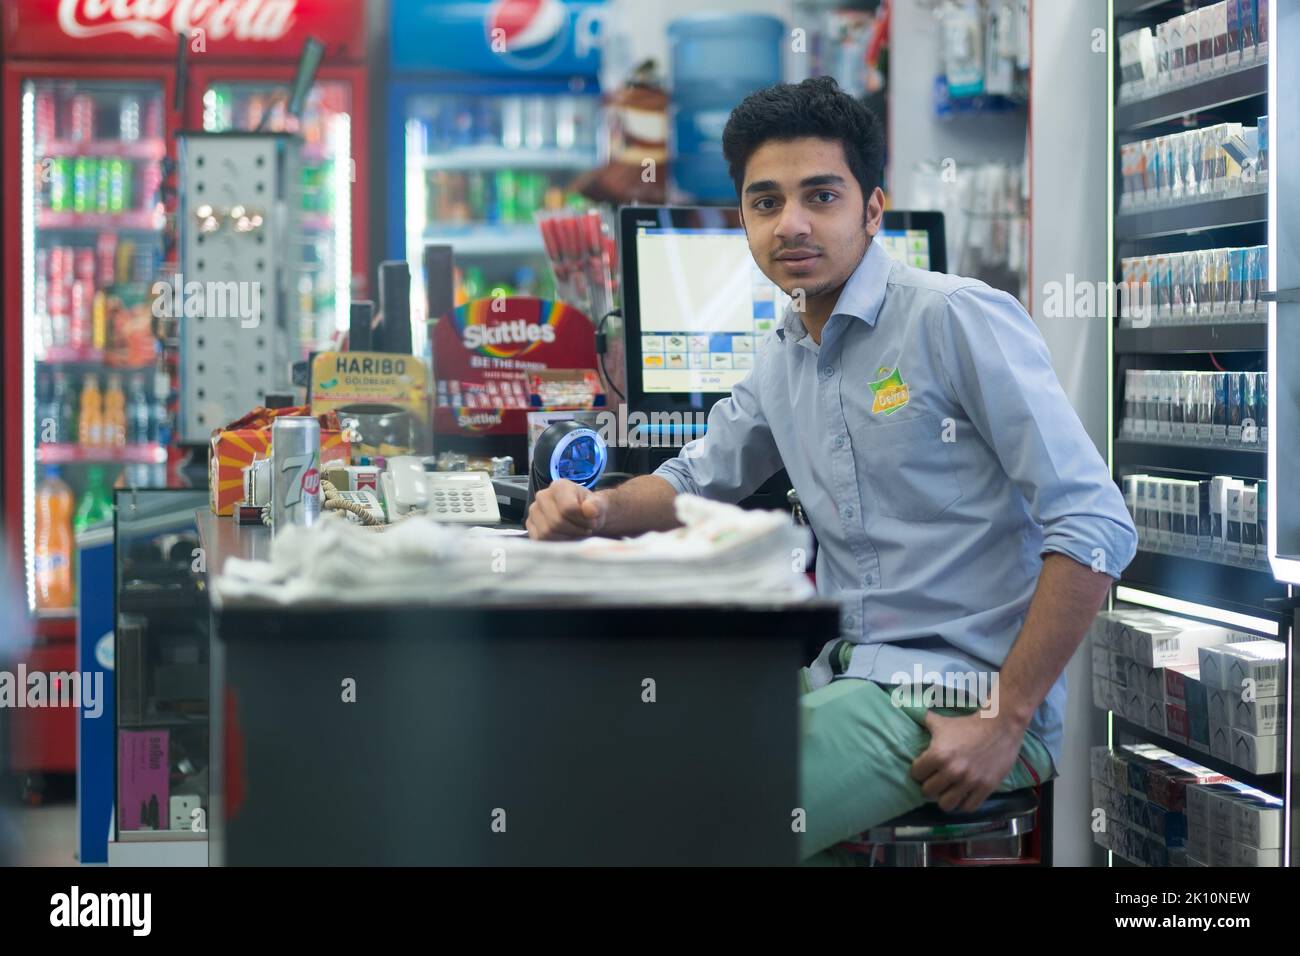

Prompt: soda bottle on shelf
[
  {"left": 45, "top": 370, "right": 71, "bottom": 444},
  {"left": 78, "top": 374, "right": 103, "bottom": 447},
  {"left": 73, "top": 465, "right": 114, "bottom": 534},
  {"left": 152, "top": 361, "right": 170, "bottom": 445},
  {"left": 104, "top": 374, "right": 127, "bottom": 447},
  {"left": 35, "top": 466, "right": 75, "bottom": 609},
  {"left": 59, "top": 372, "right": 79, "bottom": 444},
  {"left": 127, "top": 373, "right": 151, "bottom": 444},
  {"left": 35, "top": 370, "right": 52, "bottom": 441}
]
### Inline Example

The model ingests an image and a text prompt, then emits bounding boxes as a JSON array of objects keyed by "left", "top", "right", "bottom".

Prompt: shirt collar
[{"left": 778, "top": 237, "right": 892, "bottom": 342}]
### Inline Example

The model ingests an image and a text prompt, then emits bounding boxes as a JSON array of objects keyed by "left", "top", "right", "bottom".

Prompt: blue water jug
[{"left": 669, "top": 13, "right": 784, "bottom": 202}]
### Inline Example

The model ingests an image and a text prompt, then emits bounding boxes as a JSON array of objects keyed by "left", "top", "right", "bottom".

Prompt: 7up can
[{"left": 271, "top": 416, "right": 321, "bottom": 531}]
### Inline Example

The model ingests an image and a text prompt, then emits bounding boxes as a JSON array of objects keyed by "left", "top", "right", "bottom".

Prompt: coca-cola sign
[
  {"left": 3, "top": 0, "right": 365, "bottom": 60},
  {"left": 57, "top": 0, "right": 296, "bottom": 43}
]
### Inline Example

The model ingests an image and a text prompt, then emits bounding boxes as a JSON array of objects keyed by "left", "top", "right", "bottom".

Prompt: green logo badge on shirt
[{"left": 868, "top": 366, "right": 910, "bottom": 415}]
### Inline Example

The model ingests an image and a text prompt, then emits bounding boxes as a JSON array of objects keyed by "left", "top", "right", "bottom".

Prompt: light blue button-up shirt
[{"left": 654, "top": 239, "right": 1137, "bottom": 765}]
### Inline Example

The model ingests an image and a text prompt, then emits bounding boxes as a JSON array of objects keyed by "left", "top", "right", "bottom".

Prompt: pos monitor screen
[{"left": 618, "top": 206, "right": 945, "bottom": 415}]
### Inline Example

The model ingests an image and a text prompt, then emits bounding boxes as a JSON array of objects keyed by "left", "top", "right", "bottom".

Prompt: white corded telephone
[{"left": 381, "top": 456, "right": 501, "bottom": 524}]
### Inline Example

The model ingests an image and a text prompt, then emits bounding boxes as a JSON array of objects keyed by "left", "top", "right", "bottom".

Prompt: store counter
[{"left": 197, "top": 511, "right": 833, "bottom": 865}]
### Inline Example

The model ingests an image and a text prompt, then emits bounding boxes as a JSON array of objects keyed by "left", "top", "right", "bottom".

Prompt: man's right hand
[{"left": 525, "top": 479, "right": 608, "bottom": 540}]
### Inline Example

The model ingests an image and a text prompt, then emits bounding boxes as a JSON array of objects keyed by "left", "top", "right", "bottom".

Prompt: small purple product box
[{"left": 119, "top": 729, "right": 169, "bottom": 830}]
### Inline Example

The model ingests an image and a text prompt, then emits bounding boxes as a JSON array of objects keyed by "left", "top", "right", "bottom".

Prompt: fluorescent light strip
[
  {"left": 333, "top": 111, "right": 352, "bottom": 340},
  {"left": 404, "top": 117, "right": 426, "bottom": 355},
  {"left": 22, "top": 85, "right": 37, "bottom": 612},
  {"left": 1114, "top": 586, "right": 1278, "bottom": 636}
]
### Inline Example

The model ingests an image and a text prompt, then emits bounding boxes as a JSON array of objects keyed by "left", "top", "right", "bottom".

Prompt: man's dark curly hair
[{"left": 721, "top": 76, "right": 885, "bottom": 205}]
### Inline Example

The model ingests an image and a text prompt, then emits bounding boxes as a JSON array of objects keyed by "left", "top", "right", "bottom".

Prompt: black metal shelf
[
  {"left": 1111, "top": 717, "right": 1283, "bottom": 796},
  {"left": 1114, "top": 0, "right": 1181, "bottom": 17},
  {"left": 1117, "top": 192, "right": 1267, "bottom": 240},
  {"left": 1117, "top": 64, "right": 1267, "bottom": 131},
  {"left": 1120, "top": 549, "right": 1284, "bottom": 621},
  {"left": 1114, "top": 321, "right": 1267, "bottom": 353},
  {"left": 1114, "top": 439, "right": 1267, "bottom": 479}
]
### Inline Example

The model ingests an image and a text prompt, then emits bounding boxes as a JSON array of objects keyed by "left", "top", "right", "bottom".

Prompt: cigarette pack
[
  {"left": 1116, "top": 611, "right": 1233, "bottom": 668},
  {"left": 1258, "top": 0, "right": 1268, "bottom": 60},
  {"left": 1197, "top": 479, "right": 1212, "bottom": 554},
  {"left": 1145, "top": 477, "right": 1162, "bottom": 548},
  {"left": 1198, "top": 6, "right": 1214, "bottom": 76},
  {"left": 1170, "top": 480, "right": 1186, "bottom": 549},
  {"left": 1231, "top": 729, "right": 1284, "bottom": 774},
  {"left": 1209, "top": 476, "right": 1230, "bottom": 556},
  {"left": 1159, "top": 478, "right": 1174, "bottom": 549},
  {"left": 1206, "top": 685, "right": 1234, "bottom": 730},
  {"left": 1231, "top": 695, "right": 1280, "bottom": 735},
  {"left": 1242, "top": 486, "right": 1258, "bottom": 560},
  {"left": 1208, "top": 781, "right": 1263, "bottom": 837},
  {"left": 1182, "top": 372, "right": 1199, "bottom": 439},
  {"left": 1197, "top": 373, "right": 1213, "bottom": 442},
  {"left": 1123, "top": 475, "right": 1139, "bottom": 537},
  {"left": 1226, "top": 483, "right": 1243, "bottom": 557},
  {"left": 1227, "top": 0, "right": 1240, "bottom": 66},
  {"left": 1212, "top": 372, "right": 1228, "bottom": 441},
  {"left": 1257, "top": 479, "right": 1268, "bottom": 562},
  {"left": 1241, "top": 0, "right": 1258, "bottom": 61},
  {"left": 1258, "top": 373, "right": 1268, "bottom": 444},
  {"left": 1213, "top": 1, "right": 1229, "bottom": 72},
  {"left": 1144, "top": 695, "right": 1166, "bottom": 735},
  {"left": 1233, "top": 792, "right": 1282, "bottom": 849},
  {"left": 1241, "top": 372, "right": 1259, "bottom": 445},
  {"left": 1165, "top": 701, "right": 1191, "bottom": 744},
  {"left": 1227, "top": 372, "right": 1244, "bottom": 442}
]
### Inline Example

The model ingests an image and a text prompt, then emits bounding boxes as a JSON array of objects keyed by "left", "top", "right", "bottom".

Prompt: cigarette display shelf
[
  {"left": 1117, "top": 62, "right": 1267, "bottom": 131},
  {"left": 1114, "top": 321, "right": 1267, "bottom": 353},
  {"left": 1117, "top": 191, "right": 1267, "bottom": 241},
  {"left": 1112, "top": 716, "right": 1283, "bottom": 795},
  {"left": 1121, "top": 549, "right": 1284, "bottom": 622},
  {"left": 1113, "top": 438, "right": 1265, "bottom": 479},
  {"left": 1114, "top": 0, "right": 1182, "bottom": 18}
]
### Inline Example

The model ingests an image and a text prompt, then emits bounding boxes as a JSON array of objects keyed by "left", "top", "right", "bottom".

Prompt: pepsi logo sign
[{"left": 487, "top": 0, "right": 569, "bottom": 70}]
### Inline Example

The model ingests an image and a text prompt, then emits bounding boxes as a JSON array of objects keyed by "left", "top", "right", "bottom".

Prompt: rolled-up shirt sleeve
[
  {"left": 935, "top": 285, "right": 1138, "bottom": 579},
  {"left": 653, "top": 349, "right": 784, "bottom": 504}
]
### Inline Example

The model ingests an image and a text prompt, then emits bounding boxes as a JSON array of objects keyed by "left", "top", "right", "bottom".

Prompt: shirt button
[
  {"left": 843, "top": 506, "right": 854, "bottom": 519},
  {"left": 834, "top": 436, "right": 845, "bottom": 448},
  {"left": 845, "top": 616, "right": 856, "bottom": 630},
  {"left": 865, "top": 574, "right": 874, "bottom": 587},
  {"left": 823, "top": 366, "right": 835, "bottom": 378}
]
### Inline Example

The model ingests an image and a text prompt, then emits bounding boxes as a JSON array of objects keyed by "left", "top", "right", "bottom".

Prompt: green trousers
[{"left": 799, "top": 675, "right": 1056, "bottom": 865}]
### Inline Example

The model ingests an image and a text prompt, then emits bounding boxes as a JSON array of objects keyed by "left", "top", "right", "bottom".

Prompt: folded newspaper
[{"left": 212, "top": 495, "right": 815, "bottom": 607}]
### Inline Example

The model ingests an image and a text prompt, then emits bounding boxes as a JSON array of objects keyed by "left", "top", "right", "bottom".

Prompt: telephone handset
[{"left": 381, "top": 456, "right": 501, "bottom": 524}]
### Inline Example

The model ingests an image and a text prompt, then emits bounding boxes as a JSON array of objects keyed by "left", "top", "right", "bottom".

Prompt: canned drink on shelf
[
  {"left": 138, "top": 160, "right": 161, "bottom": 210},
  {"left": 271, "top": 416, "right": 321, "bottom": 531},
  {"left": 69, "top": 280, "right": 92, "bottom": 350},
  {"left": 48, "top": 157, "right": 71, "bottom": 211},
  {"left": 119, "top": 95, "right": 140, "bottom": 141},
  {"left": 96, "top": 232, "right": 117, "bottom": 286},
  {"left": 500, "top": 96, "right": 525, "bottom": 150},
  {"left": 35, "top": 89, "right": 57, "bottom": 145},
  {"left": 143, "top": 97, "right": 163, "bottom": 139},
  {"left": 105, "top": 158, "right": 128, "bottom": 212},
  {"left": 94, "top": 158, "right": 111, "bottom": 213},
  {"left": 523, "top": 95, "right": 551, "bottom": 150},
  {"left": 69, "top": 94, "right": 96, "bottom": 142},
  {"left": 71, "top": 157, "right": 90, "bottom": 213},
  {"left": 74, "top": 248, "right": 95, "bottom": 283}
]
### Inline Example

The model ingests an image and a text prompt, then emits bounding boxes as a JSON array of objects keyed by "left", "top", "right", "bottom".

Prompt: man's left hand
[{"left": 909, "top": 711, "right": 1026, "bottom": 812}]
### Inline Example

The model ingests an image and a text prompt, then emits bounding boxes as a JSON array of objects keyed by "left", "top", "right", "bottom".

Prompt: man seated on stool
[{"left": 527, "top": 77, "right": 1136, "bottom": 863}]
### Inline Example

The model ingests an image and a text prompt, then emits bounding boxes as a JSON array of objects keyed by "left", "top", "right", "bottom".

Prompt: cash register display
[{"left": 635, "top": 226, "right": 932, "bottom": 394}]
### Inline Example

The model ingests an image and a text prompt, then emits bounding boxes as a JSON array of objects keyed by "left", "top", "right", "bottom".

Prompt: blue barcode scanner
[{"left": 527, "top": 420, "right": 608, "bottom": 516}]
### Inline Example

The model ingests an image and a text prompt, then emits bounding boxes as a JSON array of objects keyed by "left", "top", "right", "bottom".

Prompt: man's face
[{"left": 739, "top": 137, "right": 882, "bottom": 300}]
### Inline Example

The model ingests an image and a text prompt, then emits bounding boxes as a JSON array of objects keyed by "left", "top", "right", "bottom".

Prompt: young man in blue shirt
[{"left": 527, "top": 77, "right": 1136, "bottom": 860}]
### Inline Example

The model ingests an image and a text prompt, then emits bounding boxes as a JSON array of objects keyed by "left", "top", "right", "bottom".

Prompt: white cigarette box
[
  {"left": 1170, "top": 480, "right": 1187, "bottom": 550},
  {"left": 1231, "top": 729, "right": 1284, "bottom": 774},
  {"left": 1234, "top": 843, "right": 1280, "bottom": 867},
  {"left": 1121, "top": 611, "right": 1234, "bottom": 668},
  {"left": 1233, "top": 792, "right": 1283, "bottom": 849},
  {"left": 1226, "top": 484, "right": 1244, "bottom": 558},
  {"left": 1144, "top": 695, "right": 1167, "bottom": 735},
  {"left": 1224, "top": 640, "right": 1285, "bottom": 697},
  {"left": 1231, "top": 695, "right": 1281, "bottom": 735}
]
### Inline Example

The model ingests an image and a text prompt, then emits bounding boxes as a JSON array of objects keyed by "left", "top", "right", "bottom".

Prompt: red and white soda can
[
  {"left": 48, "top": 245, "right": 70, "bottom": 287},
  {"left": 69, "top": 94, "right": 96, "bottom": 143},
  {"left": 96, "top": 232, "right": 118, "bottom": 286},
  {"left": 138, "top": 161, "right": 162, "bottom": 209},
  {"left": 69, "top": 280, "right": 92, "bottom": 349},
  {"left": 34, "top": 89, "right": 57, "bottom": 145},
  {"left": 143, "top": 98, "right": 164, "bottom": 139},
  {"left": 74, "top": 248, "right": 95, "bottom": 283}
]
